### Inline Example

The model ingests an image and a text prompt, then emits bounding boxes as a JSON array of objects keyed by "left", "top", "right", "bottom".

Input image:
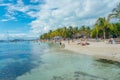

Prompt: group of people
[{"left": 68, "top": 38, "right": 90, "bottom": 46}]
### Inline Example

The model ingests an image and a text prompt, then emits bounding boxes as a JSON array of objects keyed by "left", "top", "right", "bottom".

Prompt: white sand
[{"left": 62, "top": 41, "right": 120, "bottom": 62}]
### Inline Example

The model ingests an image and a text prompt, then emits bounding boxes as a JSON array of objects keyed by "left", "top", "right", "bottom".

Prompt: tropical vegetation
[{"left": 40, "top": 3, "right": 120, "bottom": 40}]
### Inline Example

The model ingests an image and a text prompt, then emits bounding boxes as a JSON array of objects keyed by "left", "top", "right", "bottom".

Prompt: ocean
[{"left": 0, "top": 42, "right": 120, "bottom": 80}]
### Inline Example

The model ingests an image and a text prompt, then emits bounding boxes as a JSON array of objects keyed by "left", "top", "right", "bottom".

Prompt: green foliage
[
  {"left": 40, "top": 23, "right": 120, "bottom": 39},
  {"left": 112, "top": 3, "right": 120, "bottom": 21},
  {"left": 40, "top": 3, "right": 120, "bottom": 40},
  {"left": 40, "top": 26, "right": 91, "bottom": 39}
]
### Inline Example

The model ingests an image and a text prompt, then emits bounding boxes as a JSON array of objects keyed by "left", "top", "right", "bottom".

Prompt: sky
[{"left": 0, "top": 0, "right": 119, "bottom": 39}]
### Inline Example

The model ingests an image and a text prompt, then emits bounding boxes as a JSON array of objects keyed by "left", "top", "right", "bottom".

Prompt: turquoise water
[{"left": 0, "top": 42, "right": 120, "bottom": 80}]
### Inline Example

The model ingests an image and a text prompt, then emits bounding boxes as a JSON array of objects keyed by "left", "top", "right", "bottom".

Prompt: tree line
[{"left": 40, "top": 3, "right": 120, "bottom": 40}]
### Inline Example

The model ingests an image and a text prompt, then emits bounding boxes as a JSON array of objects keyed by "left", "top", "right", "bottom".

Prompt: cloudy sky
[{"left": 0, "top": 0, "right": 119, "bottom": 39}]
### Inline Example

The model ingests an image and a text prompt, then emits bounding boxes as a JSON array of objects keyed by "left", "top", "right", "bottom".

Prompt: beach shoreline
[{"left": 62, "top": 40, "right": 120, "bottom": 62}]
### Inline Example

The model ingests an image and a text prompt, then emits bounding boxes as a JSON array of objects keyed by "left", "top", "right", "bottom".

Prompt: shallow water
[{"left": 0, "top": 42, "right": 120, "bottom": 80}]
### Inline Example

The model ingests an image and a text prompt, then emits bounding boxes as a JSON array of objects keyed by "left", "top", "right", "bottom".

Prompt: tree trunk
[
  {"left": 96, "top": 30, "right": 98, "bottom": 39},
  {"left": 103, "top": 28, "right": 106, "bottom": 39},
  {"left": 96, "top": 33, "right": 98, "bottom": 39}
]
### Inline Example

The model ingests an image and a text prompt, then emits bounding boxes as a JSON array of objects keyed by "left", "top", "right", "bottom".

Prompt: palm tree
[
  {"left": 62, "top": 27, "right": 69, "bottom": 39},
  {"left": 97, "top": 17, "right": 115, "bottom": 39},
  {"left": 90, "top": 28, "right": 97, "bottom": 38},
  {"left": 94, "top": 23, "right": 99, "bottom": 39},
  {"left": 48, "top": 30, "right": 53, "bottom": 39},
  {"left": 79, "top": 26, "right": 86, "bottom": 36},
  {"left": 112, "top": 3, "right": 120, "bottom": 21},
  {"left": 68, "top": 26, "right": 74, "bottom": 38},
  {"left": 73, "top": 27, "right": 79, "bottom": 33},
  {"left": 114, "top": 23, "right": 120, "bottom": 37},
  {"left": 86, "top": 26, "right": 91, "bottom": 38}
]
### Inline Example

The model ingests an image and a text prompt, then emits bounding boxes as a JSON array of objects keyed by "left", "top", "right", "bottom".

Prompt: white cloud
[
  {"left": 9, "top": 33, "right": 26, "bottom": 38},
  {"left": 0, "top": 34, "right": 5, "bottom": 39},
  {"left": 0, "top": 0, "right": 39, "bottom": 21},
  {"left": 0, "top": 33, "right": 36, "bottom": 40},
  {"left": 0, "top": 33, "right": 25, "bottom": 39},
  {"left": 0, "top": 19, "right": 9, "bottom": 22},
  {"left": 0, "top": 0, "right": 120, "bottom": 37},
  {"left": 30, "top": 0, "right": 40, "bottom": 3},
  {"left": 0, "top": 3, "right": 10, "bottom": 6},
  {"left": 30, "top": 0, "right": 120, "bottom": 35}
]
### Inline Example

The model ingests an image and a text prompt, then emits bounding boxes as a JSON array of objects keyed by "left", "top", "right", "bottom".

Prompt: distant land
[{"left": 0, "top": 38, "right": 38, "bottom": 42}]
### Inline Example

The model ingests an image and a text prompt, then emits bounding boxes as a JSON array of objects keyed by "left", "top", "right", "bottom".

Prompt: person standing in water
[{"left": 60, "top": 41, "right": 62, "bottom": 45}]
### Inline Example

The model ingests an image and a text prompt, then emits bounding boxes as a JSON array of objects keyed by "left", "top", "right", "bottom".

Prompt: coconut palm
[
  {"left": 86, "top": 26, "right": 91, "bottom": 38},
  {"left": 96, "top": 17, "right": 114, "bottom": 39},
  {"left": 112, "top": 3, "right": 120, "bottom": 21},
  {"left": 94, "top": 23, "right": 99, "bottom": 39}
]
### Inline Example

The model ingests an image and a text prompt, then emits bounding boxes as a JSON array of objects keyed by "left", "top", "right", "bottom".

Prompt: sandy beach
[{"left": 62, "top": 40, "right": 120, "bottom": 62}]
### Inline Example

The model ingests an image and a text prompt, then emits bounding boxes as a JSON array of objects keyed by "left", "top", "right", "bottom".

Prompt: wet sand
[{"left": 62, "top": 41, "right": 120, "bottom": 62}]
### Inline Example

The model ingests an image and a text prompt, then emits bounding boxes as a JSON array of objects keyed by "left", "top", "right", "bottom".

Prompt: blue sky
[{"left": 0, "top": 0, "right": 119, "bottom": 39}]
